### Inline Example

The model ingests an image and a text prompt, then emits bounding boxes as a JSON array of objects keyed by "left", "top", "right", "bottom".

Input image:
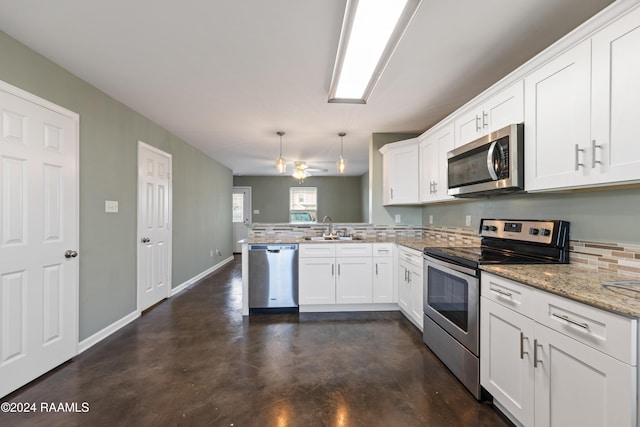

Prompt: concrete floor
[{"left": 1, "top": 256, "right": 510, "bottom": 426}]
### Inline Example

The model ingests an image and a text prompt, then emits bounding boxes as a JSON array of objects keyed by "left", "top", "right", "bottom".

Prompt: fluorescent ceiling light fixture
[{"left": 328, "top": 0, "right": 421, "bottom": 104}]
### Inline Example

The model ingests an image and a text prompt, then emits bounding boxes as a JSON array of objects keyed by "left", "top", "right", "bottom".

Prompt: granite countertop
[
  {"left": 244, "top": 237, "right": 458, "bottom": 251},
  {"left": 481, "top": 264, "right": 640, "bottom": 318}
]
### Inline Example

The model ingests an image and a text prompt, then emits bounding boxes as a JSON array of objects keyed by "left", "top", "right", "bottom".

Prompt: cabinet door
[
  {"left": 383, "top": 140, "right": 419, "bottom": 205},
  {"left": 591, "top": 6, "right": 640, "bottom": 185},
  {"left": 398, "top": 263, "right": 411, "bottom": 313},
  {"left": 373, "top": 257, "right": 394, "bottom": 303},
  {"left": 481, "top": 297, "right": 535, "bottom": 427},
  {"left": 484, "top": 80, "right": 524, "bottom": 133},
  {"left": 419, "top": 124, "right": 454, "bottom": 203},
  {"left": 534, "top": 324, "right": 635, "bottom": 427},
  {"left": 336, "top": 257, "right": 373, "bottom": 304},
  {"left": 299, "top": 258, "right": 335, "bottom": 305},
  {"left": 524, "top": 40, "right": 592, "bottom": 191},
  {"left": 409, "top": 265, "right": 423, "bottom": 330},
  {"left": 418, "top": 134, "right": 439, "bottom": 202},
  {"left": 455, "top": 108, "right": 483, "bottom": 147}
]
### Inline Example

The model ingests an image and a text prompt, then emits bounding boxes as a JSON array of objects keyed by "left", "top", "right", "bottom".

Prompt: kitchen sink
[{"left": 303, "top": 236, "right": 362, "bottom": 241}]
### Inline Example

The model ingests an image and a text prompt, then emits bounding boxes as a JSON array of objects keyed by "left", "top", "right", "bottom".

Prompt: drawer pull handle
[
  {"left": 520, "top": 332, "right": 529, "bottom": 360},
  {"left": 552, "top": 313, "right": 589, "bottom": 330},
  {"left": 491, "top": 287, "right": 512, "bottom": 298}
]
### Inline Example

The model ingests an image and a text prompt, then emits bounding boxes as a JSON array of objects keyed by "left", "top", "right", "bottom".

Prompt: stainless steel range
[{"left": 422, "top": 219, "right": 570, "bottom": 399}]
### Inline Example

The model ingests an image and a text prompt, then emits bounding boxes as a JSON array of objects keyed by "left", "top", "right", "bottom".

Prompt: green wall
[
  {"left": 0, "top": 31, "right": 233, "bottom": 340},
  {"left": 233, "top": 176, "right": 364, "bottom": 223}
]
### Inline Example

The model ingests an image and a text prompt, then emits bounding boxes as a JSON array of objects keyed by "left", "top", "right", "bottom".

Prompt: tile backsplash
[
  {"left": 249, "top": 224, "right": 640, "bottom": 277},
  {"left": 571, "top": 241, "right": 640, "bottom": 277}
]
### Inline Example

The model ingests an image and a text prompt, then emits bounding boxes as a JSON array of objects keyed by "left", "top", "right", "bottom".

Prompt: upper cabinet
[
  {"left": 419, "top": 122, "right": 454, "bottom": 203},
  {"left": 526, "top": 6, "right": 640, "bottom": 191},
  {"left": 524, "top": 41, "right": 592, "bottom": 191},
  {"left": 379, "top": 137, "right": 419, "bottom": 205},
  {"left": 455, "top": 81, "right": 524, "bottom": 147},
  {"left": 590, "top": 6, "right": 640, "bottom": 185}
]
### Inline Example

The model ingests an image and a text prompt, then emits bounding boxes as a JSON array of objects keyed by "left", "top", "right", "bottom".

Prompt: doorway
[
  {"left": 137, "top": 142, "right": 172, "bottom": 312},
  {"left": 232, "top": 186, "right": 251, "bottom": 253}
]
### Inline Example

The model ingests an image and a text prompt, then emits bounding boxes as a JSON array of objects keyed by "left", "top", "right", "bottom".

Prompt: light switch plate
[
  {"left": 105, "top": 200, "right": 119, "bottom": 213},
  {"left": 253, "top": 209, "right": 260, "bottom": 214}
]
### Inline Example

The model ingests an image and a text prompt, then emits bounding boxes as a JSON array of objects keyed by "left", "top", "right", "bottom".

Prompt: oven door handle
[{"left": 423, "top": 255, "right": 477, "bottom": 277}]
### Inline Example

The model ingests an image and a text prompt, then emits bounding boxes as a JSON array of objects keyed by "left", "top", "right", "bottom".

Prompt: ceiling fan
[{"left": 292, "top": 161, "right": 328, "bottom": 182}]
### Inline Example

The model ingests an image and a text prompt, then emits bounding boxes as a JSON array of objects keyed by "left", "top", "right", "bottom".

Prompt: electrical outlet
[
  {"left": 210, "top": 250, "right": 214, "bottom": 257},
  {"left": 429, "top": 215, "right": 433, "bottom": 225},
  {"left": 395, "top": 214, "right": 401, "bottom": 223},
  {"left": 216, "top": 249, "right": 222, "bottom": 256},
  {"left": 465, "top": 215, "right": 472, "bottom": 227}
]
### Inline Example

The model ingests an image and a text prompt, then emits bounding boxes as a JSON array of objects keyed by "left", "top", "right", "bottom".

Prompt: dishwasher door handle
[{"left": 267, "top": 249, "right": 281, "bottom": 253}]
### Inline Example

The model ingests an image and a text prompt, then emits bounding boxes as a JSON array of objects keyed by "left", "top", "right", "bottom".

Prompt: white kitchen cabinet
[
  {"left": 336, "top": 257, "right": 373, "bottom": 304},
  {"left": 482, "top": 297, "right": 536, "bottom": 426},
  {"left": 481, "top": 273, "right": 637, "bottom": 427},
  {"left": 455, "top": 80, "right": 524, "bottom": 147},
  {"left": 524, "top": 40, "right": 593, "bottom": 192},
  {"left": 419, "top": 123, "right": 454, "bottom": 203},
  {"left": 397, "top": 246, "right": 423, "bottom": 330},
  {"left": 590, "top": 6, "right": 640, "bottom": 186},
  {"left": 526, "top": 6, "right": 640, "bottom": 192},
  {"left": 299, "top": 243, "right": 379, "bottom": 306},
  {"left": 299, "top": 257, "right": 336, "bottom": 305},
  {"left": 379, "top": 137, "right": 419, "bottom": 205},
  {"left": 373, "top": 243, "right": 394, "bottom": 303}
]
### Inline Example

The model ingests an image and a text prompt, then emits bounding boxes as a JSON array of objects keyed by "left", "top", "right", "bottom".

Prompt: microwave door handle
[{"left": 486, "top": 140, "right": 499, "bottom": 180}]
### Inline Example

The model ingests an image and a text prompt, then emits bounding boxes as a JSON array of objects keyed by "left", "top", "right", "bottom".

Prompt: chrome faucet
[{"left": 322, "top": 215, "right": 333, "bottom": 237}]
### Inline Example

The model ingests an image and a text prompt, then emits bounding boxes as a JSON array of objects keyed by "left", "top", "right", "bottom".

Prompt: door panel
[
  {"left": 137, "top": 142, "right": 172, "bottom": 311},
  {"left": 232, "top": 187, "right": 251, "bottom": 253},
  {"left": 0, "top": 82, "right": 79, "bottom": 398}
]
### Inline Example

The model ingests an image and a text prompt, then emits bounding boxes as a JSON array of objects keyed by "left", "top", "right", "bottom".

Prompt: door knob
[
  {"left": 141, "top": 237, "right": 151, "bottom": 243},
  {"left": 65, "top": 250, "right": 78, "bottom": 258}
]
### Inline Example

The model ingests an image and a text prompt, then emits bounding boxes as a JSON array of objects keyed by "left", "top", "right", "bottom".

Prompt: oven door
[{"left": 423, "top": 255, "right": 479, "bottom": 355}]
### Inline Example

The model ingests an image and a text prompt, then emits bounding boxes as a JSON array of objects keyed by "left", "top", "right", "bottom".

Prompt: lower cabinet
[
  {"left": 299, "top": 243, "right": 383, "bottom": 307},
  {"left": 398, "top": 246, "right": 423, "bottom": 330},
  {"left": 373, "top": 243, "right": 394, "bottom": 303},
  {"left": 481, "top": 272, "right": 637, "bottom": 427}
]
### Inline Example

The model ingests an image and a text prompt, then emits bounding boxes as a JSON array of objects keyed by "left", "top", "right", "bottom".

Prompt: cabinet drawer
[
  {"left": 372, "top": 243, "right": 393, "bottom": 257},
  {"left": 481, "top": 273, "right": 536, "bottom": 319},
  {"left": 398, "top": 246, "right": 422, "bottom": 268},
  {"left": 335, "top": 243, "right": 372, "bottom": 257},
  {"left": 534, "top": 291, "right": 637, "bottom": 365},
  {"left": 299, "top": 243, "right": 335, "bottom": 258}
]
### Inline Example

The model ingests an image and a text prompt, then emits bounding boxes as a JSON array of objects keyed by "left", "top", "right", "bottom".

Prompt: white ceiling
[{"left": 0, "top": 0, "right": 614, "bottom": 176}]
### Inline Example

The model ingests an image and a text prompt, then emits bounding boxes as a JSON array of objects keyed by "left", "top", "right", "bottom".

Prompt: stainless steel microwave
[{"left": 447, "top": 123, "right": 524, "bottom": 197}]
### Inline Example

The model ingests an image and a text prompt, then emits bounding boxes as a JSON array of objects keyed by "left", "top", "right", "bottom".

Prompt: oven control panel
[{"left": 479, "top": 219, "right": 557, "bottom": 244}]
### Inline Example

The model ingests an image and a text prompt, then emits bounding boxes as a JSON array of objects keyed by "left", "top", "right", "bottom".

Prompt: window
[
  {"left": 289, "top": 187, "right": 317, "bottom": 222},
  {"left": 232, "top": 192, "right": 244, "bottom": 223}
]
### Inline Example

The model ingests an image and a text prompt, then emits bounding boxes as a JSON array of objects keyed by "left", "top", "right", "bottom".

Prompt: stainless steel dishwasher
[{"left": 248, "top": 244, "right": 298, "bottom": 311}]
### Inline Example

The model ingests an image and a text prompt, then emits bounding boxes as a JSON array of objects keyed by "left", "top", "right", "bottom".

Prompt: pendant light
[
  {"left": 337, "top": 132, "right": 347, "bottom": 174},
  {"left": 275, "top": 131, "right": 286, "bottom": 174}
]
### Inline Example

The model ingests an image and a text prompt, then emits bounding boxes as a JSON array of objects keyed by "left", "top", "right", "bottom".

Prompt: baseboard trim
[
  {"left": 77, "top": 256, "right": 234, "bottom": 355},
  {"left": 77, "top": 310, "right": 139, "bottom": 354},
  {"left": 170, "top": 256, "right": 234, "bottom": 297}
]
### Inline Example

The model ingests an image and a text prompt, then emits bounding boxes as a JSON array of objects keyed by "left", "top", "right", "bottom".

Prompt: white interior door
[
  {"left": 137, "top": 142, "right": 172, "bottom": 311},
  {"left": 0, "top": 81, "right": 79, "bottom": 398},
  {"left": 232, "top": 186, "right": 251, "bottom": 253}
]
